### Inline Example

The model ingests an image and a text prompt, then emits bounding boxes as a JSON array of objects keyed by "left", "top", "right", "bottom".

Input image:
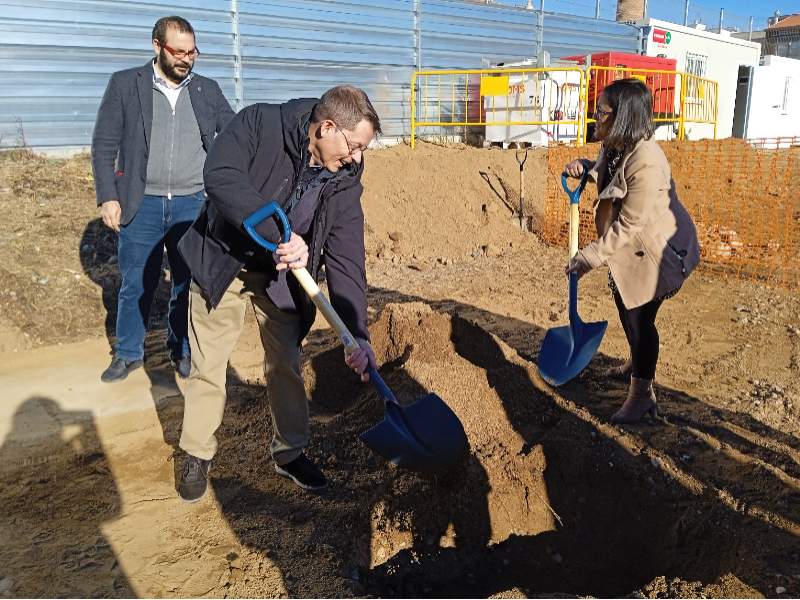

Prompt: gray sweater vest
[{"left": 145, "top": 85, "right": 205, "bottom": 197}]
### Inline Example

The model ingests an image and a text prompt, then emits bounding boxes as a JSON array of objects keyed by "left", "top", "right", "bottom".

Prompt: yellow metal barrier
[
  {"left": 410, "top": 66, "right": 719, "bottom": 147},
  {"left": 680, "top": 74, "right": 718, "bottom": 139},
  {"left": 410, "top": 68, "right": 586, "bottom": 149}
]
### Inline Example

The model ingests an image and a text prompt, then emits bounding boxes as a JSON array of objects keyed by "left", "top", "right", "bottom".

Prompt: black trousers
[{"left": 613, "top": 290, "right": 663, "bottom": 380}]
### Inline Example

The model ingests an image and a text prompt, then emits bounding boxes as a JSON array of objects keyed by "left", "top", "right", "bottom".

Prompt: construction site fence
[
  {"left": 747, "top": 137, "right": 800, "bottom": 150},
  {"left": 582, "top": 67, "right": 718, "bottom": 142},
  {"left": 410, "top": 68, "right": 588, "bottom": 149},
  {"left": 544, "top": 139, "right": 800, "bottom": 291},
  {"left": 410, "top": 67, "right": 718, "bottom": 148}
]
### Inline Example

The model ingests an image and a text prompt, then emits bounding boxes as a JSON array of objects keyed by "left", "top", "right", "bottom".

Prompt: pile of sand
[{"left": 361, "top": 142, "right": 548, "bottom": 264}]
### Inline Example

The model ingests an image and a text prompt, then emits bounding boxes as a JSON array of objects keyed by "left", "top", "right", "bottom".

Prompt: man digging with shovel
[{"left": 175, "top": 86, "right": 380, "bottom": 502}]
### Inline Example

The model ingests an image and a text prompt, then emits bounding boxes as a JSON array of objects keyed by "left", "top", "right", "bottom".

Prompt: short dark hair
[
  {"left": 312, "top": 86, "right": 382, "bottom": 135},
  {"left": 601, "top": 78, "right": 655, "bottom": 151},
  {"left": 152, "top": 16, "right": 195, "bottom": 46}
]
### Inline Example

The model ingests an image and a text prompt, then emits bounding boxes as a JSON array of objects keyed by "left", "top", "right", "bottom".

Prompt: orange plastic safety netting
[{"left": 544, "top": 138, "right": 800, "bottom": 291}]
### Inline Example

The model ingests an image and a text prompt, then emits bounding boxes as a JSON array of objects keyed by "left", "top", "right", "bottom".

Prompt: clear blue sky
[
  {"left": 495, "top": 0, "right": 797, "bottom": 30},
  {"left": 700, "top": 0, "right": 796, "bottom": 19},
  {"left": 648, "top": 0, "right": 798, "bottom": 30}
]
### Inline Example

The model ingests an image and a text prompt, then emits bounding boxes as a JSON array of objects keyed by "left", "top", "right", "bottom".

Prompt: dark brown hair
[
  {"left": 601, "top": 78, "right": 655, "bottom": 151},
  {"left": 312, "top": 86, "right": 382, "bottom": 135},
  {"left": 152, "top": 16, "right": 195, "bottom": 46}
]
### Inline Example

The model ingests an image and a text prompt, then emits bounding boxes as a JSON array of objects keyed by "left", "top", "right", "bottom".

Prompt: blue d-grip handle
[
  {"left": 242, "top": 201, "right": 291, "bottom": 252},
  {"left": 561, "top": 170, "right": 589, "bottom": 205},
  {"left": 364, "top": 365, "right": 399, "bottom": 405}
]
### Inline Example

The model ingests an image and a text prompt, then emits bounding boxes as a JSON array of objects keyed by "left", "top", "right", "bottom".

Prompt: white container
[
  {"left": 732, "top": 55, "right": 800, "bottom": 142},
  {"left": 483, "top": 69, "right": 584, "bottom": 146}
]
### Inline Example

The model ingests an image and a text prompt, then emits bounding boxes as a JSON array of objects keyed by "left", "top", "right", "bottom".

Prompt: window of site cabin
[{"left": 685, "top": 53, "right": 707, "bottom": 103}]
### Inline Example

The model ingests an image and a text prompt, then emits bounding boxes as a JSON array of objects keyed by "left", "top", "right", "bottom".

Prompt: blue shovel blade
[
  {"left": 538, "top": 274, "right": 607, "bottom": 386},
  {"left": 538, "top": 317, "right": 608, "bottom": 386},
  {"left": 359, "top": 393, "right": 467, "bottom": 471}
]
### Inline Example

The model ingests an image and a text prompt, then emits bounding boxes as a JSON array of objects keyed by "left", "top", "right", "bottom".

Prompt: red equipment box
[{"left": 561, "top": 52, "right": 678, "bottom": 117}]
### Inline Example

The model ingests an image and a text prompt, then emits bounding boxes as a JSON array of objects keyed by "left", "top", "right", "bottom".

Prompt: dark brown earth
[{"left": 1, "top": 143, "right": 799, "bottom": 599}]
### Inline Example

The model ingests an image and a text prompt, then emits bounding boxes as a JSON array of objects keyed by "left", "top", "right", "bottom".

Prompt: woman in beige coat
[{"left": 565, "top": 78, "right": 700, "bottom": 423}]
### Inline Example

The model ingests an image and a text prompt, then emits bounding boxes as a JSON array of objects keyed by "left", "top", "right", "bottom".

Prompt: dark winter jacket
[
  {"left": 177, "top": 99, "right": 370, "bottom": 345},
  {"left": 91, "top": 61, "right": 235, "bottom": 225}
]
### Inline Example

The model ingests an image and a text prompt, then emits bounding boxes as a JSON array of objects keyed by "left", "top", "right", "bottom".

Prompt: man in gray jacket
[{"left": 91, "top": 16, "right": 235, "bottom": 382}]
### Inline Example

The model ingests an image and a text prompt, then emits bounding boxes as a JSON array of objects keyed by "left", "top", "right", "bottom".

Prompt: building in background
[
  {"left": 763, "top": 14, "right": 800, "bottom": 59},
  {"left": 730, "top": 30, "right": 765, "bottom": 56},
  {"left": 636, "top": 18, "right": 760, "bottom": 140}
]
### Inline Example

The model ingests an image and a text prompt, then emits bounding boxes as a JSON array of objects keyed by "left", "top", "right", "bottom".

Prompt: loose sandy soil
[{"left": 1, "top": 143, "right": 800, "bottom": 599}]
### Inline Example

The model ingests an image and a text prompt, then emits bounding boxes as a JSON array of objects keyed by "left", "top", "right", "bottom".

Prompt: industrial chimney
[{"left": 616, "top": 0, "right": 645, "bottom": 21}]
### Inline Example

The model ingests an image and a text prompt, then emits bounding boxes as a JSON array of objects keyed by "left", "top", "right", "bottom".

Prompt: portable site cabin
[
  {"left": 635, "top": 18, "right": 761, "bottom": 140},
  {"left": 732, "top": 55, "right": 800, "bottom": 142}
]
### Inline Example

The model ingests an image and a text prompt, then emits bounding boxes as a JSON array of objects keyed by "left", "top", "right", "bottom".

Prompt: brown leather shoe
[
  {"left": 606, "top": 356, "right": 632, "bottom": 381},
  {"left": 610, "top": 377, "right": 657, "bottom": 423}
]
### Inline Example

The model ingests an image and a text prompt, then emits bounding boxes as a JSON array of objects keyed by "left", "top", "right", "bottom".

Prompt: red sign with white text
[{"left": 653, "top": 28, "right": 667, "bottom": 43}]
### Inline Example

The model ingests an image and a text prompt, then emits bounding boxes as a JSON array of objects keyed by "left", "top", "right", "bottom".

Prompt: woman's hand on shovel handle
[
  {"left": 565, "top": 160, "right": 585, "bottom": 179},
  {"left": 565, "top": 260, "right": 588, "bottom": 280},
  {"left": 345, "top": 338, "right": 378, "bottom": 382}
]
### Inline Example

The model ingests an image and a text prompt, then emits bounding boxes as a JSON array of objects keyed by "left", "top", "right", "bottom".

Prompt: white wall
[
  {"left": 638, "top": 18, "right": 761, "bottom": 140},
  {"left": 742, "top": 57, "right": 800, "bottom": 139}
]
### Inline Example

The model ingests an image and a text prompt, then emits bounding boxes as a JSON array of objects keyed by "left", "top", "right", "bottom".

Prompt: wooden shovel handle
[
  {"left": 292, "top": 267, "right": 398, "bottom": 404},
  {"left": 291, "top": 267, "right": 361, "bottom": 354}
]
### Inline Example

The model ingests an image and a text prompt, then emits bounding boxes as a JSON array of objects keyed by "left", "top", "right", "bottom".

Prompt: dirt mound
[
  {"left": 367, "top": 303, "right": 556, "bottom": 548},
  {"left": 279, "top": 301, "right": 783, "bottom": 598},
  {"left": 360, "top": 142, "right": 547, "bottom": 265}
]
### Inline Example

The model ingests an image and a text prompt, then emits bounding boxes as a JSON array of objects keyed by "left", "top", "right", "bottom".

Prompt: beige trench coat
[{"left": 574, "top": 138, "right": 701, "bottom": 309}]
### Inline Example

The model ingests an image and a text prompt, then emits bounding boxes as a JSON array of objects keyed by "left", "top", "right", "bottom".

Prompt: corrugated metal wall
[{"left": 0, "top": 0, "right": 639, "bottom": 149}]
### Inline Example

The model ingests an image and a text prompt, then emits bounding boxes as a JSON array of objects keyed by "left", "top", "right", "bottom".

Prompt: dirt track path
[{"left": 0, "top": 331, "right": 293, "bottom": 598}]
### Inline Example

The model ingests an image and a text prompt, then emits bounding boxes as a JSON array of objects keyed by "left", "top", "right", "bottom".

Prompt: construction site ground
[{"left": 1, "top": 143, "right": 800, "bottom": 599}]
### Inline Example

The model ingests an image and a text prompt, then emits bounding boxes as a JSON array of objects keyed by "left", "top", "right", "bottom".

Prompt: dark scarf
[{"left": 600, "top": 146, "right": 624, "bottom": 193}]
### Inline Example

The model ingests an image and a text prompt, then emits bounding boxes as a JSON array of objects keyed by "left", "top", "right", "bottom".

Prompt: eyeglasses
[
  {"left": 160, "top": 42, "right": 200, "bottom": 61},
  {"left": 594, "top": 107, "right": 614, "bottom": 118},
  {"left": 335, "top": 124, "right": 369, "bottom": 156}
]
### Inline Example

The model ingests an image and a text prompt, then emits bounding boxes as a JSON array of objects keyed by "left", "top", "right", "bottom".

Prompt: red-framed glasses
[{"left": 160, "top": 42, "right": 200, "bottom": 61}]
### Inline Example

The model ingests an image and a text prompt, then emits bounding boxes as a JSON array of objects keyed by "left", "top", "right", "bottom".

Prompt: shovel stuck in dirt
[
  {"left": 244, "top": 203, "right": 467, "bottom": 471},
  {"left": 538, "top": 172, "right": 607, "bottom": 386},
  {"left": 516, "top": 148, "right": 530, "bottom": 231}
]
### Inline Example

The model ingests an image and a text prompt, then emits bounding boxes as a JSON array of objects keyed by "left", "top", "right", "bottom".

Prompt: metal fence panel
[
  {"left": 237, "top": 0, "right": 416, "bottom": 138},
  {"left": 0, "top": 0, "right": 639, "bottom": 150},
  {"left": 0, "top": 0, "right": 236, "bottom": 150},
  {"left": 420, "top": 0, "right": 542, "bottom": 70},
  {"left": 542, "top": 12, "right": 640, "bottom": 57}
]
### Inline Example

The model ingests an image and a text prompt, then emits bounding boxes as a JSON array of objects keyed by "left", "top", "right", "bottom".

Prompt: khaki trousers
[{"left": 179, "top": 270, "right": 309, "bottom": 466}]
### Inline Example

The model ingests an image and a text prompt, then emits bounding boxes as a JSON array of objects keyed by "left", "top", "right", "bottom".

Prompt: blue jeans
[{"left": 115, "top": 191, "right": 204, "bottom": 362}]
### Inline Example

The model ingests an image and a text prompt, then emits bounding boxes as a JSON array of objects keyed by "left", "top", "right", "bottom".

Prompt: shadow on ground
[
  {"left": 80, "top": 217, "right": 185, "bottom": 468},
  {"left": 0, "top": 397, "right": 136, "bottom": 598}
]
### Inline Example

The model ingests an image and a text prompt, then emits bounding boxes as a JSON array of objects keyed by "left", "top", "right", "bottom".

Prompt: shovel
[
  {"left": 243, "top": 202, "right": 467, "bottom": 471},
  {"left": 538, "top": 171, "right": 607, "bottom": 386},
  {"left": 516, "top": 148, "right": 529, "bottom": 231}
]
